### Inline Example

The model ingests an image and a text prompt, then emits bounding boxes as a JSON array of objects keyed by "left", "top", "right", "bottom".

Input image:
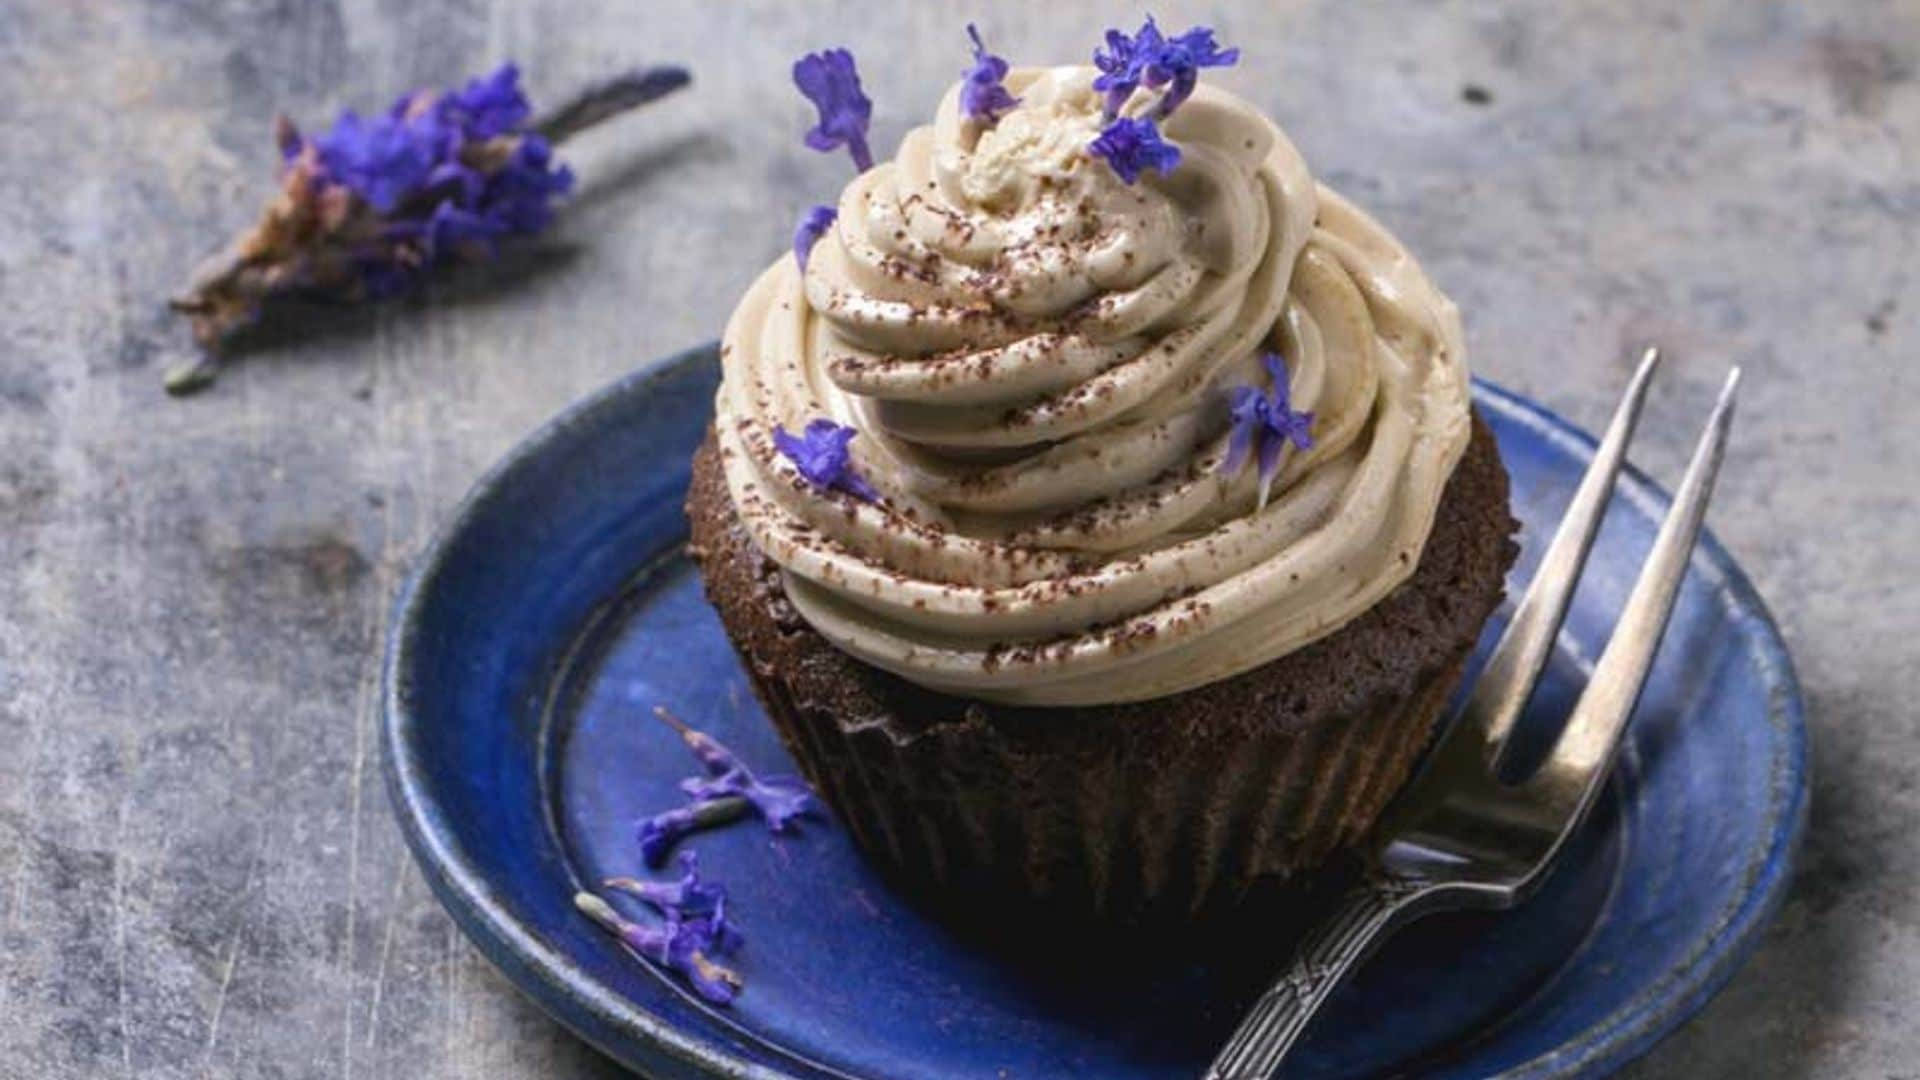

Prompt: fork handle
[{"left": 1205, "top": 872, "right": 1431, "bottom": 1080}]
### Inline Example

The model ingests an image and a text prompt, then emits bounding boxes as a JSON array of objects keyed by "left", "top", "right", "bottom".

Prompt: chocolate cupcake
[{"left": 690, "top": 50, "right": 1516, "bottom": 922}]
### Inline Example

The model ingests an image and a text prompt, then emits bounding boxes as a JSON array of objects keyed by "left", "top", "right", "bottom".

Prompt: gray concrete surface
[{"left": 1, "top": 1, "right": 1914, "bottom": 1076}]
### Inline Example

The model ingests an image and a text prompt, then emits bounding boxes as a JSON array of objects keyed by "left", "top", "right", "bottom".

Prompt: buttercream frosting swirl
[{"left": 713, "top": 67, "right": 1471, "bottom": 706}]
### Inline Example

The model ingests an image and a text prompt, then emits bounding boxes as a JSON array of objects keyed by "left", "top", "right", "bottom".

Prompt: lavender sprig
[
  {"left": 166, "top": 63, "right": 690, "bottom": 394},
  {"left": 603, "top": 711, "right": 821, "bottom": 1003},
  {"left": 574, "top": 891, "right": 743, "bottom": 1005}
]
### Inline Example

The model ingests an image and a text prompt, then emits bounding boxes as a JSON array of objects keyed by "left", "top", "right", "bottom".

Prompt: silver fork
[{"left": 1206, "top": 349, "right": 1740, "bottom": 1080}]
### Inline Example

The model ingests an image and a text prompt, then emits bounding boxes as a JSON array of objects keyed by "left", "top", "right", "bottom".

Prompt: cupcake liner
[{"left": 745, "top": 643, "right": 1467, "bottom": 923}]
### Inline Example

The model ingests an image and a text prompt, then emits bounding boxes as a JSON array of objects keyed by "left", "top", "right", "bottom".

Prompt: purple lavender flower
[
  {"left": 793, "top": 204, "right": 837, "bottom": 271},
  {"left": 633, "top": 708, "right": 822, "bottom": 866},
  {"left": 1220, "top": 351, "right": 1314, "bottom": 508},
  {"left": 311, "top": 110, "right": 440, "bottom": 214},
  {"left": 295, "top": 67, "right": 576, "bottom": 295},
  {"left": 472, "top": 135, "right": 576, "bottom": 234},
  {"left": 1092, "top": 17, "right": 1167, "bottom": 118},
  {"left": 655, "top": 707, "right": 819, "bottom": 834},
  {"left": 1087, "top": 116, "right": 1181, "bottom": 184},
  {"left": 305, "top": 63, "right": 556, "bottom": 218},
  {"left": 773, "top": 418, "right": 882, "bottom": 502},
  {"left": 435, "top": 63, "right": 533, "bottom": 139},
  {"left": 168, "top": 63, "right": 688, "bottom": 393},
  {"left": 574, "top": 892, "right": 743, "bottom": 1005},
  {"left": 637, "top": 797, "right": 752, "bottom": 868},
  {"left": 389, "top": 200, "right": 495, "bottom": 264},
  {"left": 1091, "top": 17, "right": 1239, "bottom": 119},
  {"left": 959, "top": 24, "right": 1020, "bottom": 122},
  {"left": 1143, "top": 24, "right": 1239, "bottom": 118},
  {"left": 607, "top": 852, "right": 727, "bottom": 920},
  {"left": 680, "top": 772, "right": 815, "bottom": 834},
  {"left": 299, "top": 68, "right": 564, "bottom": 231},
  {"left": 793, "top": 48, "right": 875, "bottom": 172},
  {"left": 605, "top": 852, "right": 743, "bottom": 956}
]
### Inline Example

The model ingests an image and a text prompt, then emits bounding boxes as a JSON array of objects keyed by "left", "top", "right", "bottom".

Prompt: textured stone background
[{"left": 0, "top": 1, "right": 1914, "bottom": 1077}]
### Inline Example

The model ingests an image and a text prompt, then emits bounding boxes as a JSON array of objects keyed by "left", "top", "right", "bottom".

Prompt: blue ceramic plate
[{"left": 383, "top": 344, "right": 1806, "bottom": 1080}]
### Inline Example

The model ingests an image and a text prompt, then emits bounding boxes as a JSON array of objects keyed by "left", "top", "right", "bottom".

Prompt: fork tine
[
  {"left": 1523, "top": 367, "right": 1741, "bottom": 821},
  {"left": 1465, "top": 347, "right": 1663, "bottom": 767}
]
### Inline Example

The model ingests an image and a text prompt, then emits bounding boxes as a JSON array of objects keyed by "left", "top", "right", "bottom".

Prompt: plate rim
[{"left": 381, "top": 343, "right": 1808, "bottom": 1080}]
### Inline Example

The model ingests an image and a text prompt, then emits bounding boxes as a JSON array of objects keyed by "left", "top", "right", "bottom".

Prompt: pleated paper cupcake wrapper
[{"left": 746, "top": 650, "right": 1467, "bottom": 925}]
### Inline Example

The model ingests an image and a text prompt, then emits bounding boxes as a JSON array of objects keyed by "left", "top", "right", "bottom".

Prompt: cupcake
[{"left": 688, "top": 26, "right": 1517, "bottom": 922}]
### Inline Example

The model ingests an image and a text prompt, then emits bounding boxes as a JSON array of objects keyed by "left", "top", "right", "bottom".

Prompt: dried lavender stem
[
  {"left": 163, "top": 356, "right": 223, "bottom": 396},
  {"left": 652, "top": 705, "right": 693, "bottom": 736},
  {"left": 574, "top": 891, "right": 625, "bottom": 931},
  {"left": 165, "top": 64, "right": 691, "bottom": 395},
  {"left": 534, "top": 66, "right": 691, "bottom": 144},
  {"left": 688, "top": 796, "right": 751, "bottom": 826}
]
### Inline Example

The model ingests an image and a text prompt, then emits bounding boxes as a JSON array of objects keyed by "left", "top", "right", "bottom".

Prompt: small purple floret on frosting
[
  {"left": 793, "top": 48, "right": 875, "bottom": 172},
  {"left": 1092, "top": 17, "right": 1238, "bottom": 119},
  {"left": 574, "top": 891, "right": 743, "bottom": 1005},
  {"left": 1087, "top": 116, "right": 1181, "bottom": 184},
  {"left": 1220, "top": 351, "right": 1315, "bottom": 508},
  {"left": 960, "top": 24, "right": 1020, "bottom": 122},
  {"left": 1143, "top": 23, "right": 1239, "bottom": 118},
  {"left": 1092, "top": 18, "right": 1163, "bottom": 118},
  {"left": 793, "top": 204, "right": 837, "bottom": 271},
  {"left": 773, "top": 418, "right": 882, "bottom": 502}
]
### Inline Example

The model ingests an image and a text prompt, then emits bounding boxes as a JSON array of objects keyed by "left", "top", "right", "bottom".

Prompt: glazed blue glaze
[{"left": 383, "top": 344, "right": 1807, "bottom": 1079}]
